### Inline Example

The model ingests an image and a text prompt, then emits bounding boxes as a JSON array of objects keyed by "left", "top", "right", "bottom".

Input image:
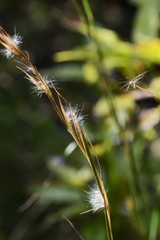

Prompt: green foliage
[{"left": 129, "top": 0, "right": 160, "bottom": 43}]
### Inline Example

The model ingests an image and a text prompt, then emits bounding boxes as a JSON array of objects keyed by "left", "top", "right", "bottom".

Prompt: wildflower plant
[{"left": 0, "top": 27, "right": 113, "bottom": 240}]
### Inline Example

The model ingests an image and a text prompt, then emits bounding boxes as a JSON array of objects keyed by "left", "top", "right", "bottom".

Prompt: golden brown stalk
[{"left": 0, "top": 27, "right": 113, "bottom": 240}]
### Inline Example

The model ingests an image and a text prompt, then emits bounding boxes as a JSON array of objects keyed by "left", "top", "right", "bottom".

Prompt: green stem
[{"left": 72, "top": 0, "right": 149, "bottom": 238}]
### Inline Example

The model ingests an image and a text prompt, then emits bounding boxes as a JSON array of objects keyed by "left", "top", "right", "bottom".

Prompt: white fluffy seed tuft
[
  {"left": 27, "top": 75, "right": 56, "bottom": 96},
  {"left": 0, "top": 48, "right": 14, "bottom": 59},
  {"left": 12, "top": 34, "right": 23, "bottom": 46},
  {"left": 0, "top": 33, "right": 22, "bottom": 59},
  {"left": 87, "top": 185, "right": 104, "bottom": 212},
  {"left": 65, "top": 105, "right": 85, "bottom": 127},
  {"left": 121, "top": 71, "right": 147, "bottom": 91}
]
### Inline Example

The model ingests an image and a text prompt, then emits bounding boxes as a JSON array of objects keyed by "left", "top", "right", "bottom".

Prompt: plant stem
[{"left": 72, "top": 0, "right": 149, "bottom": 238}]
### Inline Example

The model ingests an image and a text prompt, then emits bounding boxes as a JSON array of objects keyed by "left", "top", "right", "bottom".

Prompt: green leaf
[
  {"left": 132, "top": 0, "right": 160, "bottom": 43},
  {"left": 136, "top": 39, "right": 160, "bottom": 64},
  {"left": 93, "top": 94, "right": 135, "bottom": 127},
  {"left": 35, "top": 185, "right": 83, "bottom": 204}
]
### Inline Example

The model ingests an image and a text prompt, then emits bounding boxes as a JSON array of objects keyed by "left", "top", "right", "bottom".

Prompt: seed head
[
  {"left": 0, "top": 48, "right": 14, "bottom": 59},
  {"left": 12, "top": 33, "right": 22, "bottom": 46},
  {"left": 87, "top": 185, "right": 104, "bottom": 213},
  {"left": 65, "top": 105, "right": 85, "bottom": 127},
  {"left": 31, "top": 76, "right": 56, "bottom": 96},
  {"left": 121, "top": 71, "right": 147, "bottom": 91},
  {"left": 0, "top": 31, "right": 22, "bottom": 59}
]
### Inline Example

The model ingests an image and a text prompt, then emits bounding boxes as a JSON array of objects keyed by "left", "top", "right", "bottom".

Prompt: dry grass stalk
[{"left": 0, "top": 27, "right": 113, "bottom": 240}]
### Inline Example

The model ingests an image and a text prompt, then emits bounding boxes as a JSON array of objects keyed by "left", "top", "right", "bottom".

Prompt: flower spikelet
[
  {"left": 0, "top": 27, "right": 22, "bottom": 58},
  {"left": 64, "top": 105, "right": 85, "bottom": 127},
  {"left": 121, "top": 71, "right": 147, "bottom": 91},
  {"left": 31, "top": 76, "right": 56, "bottom": 96},
  {"left": 87, "top": 185, "right": 104, "bottom": 213}
]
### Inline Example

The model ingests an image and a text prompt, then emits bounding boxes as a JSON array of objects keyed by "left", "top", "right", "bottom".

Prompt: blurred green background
[{"left": 0, "top": 0, "right": 160, "bottom": 240}]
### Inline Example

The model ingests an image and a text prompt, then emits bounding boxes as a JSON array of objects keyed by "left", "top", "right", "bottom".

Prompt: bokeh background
[{"left": 0, "top": 0, "right": 160, "bottom": 240}]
